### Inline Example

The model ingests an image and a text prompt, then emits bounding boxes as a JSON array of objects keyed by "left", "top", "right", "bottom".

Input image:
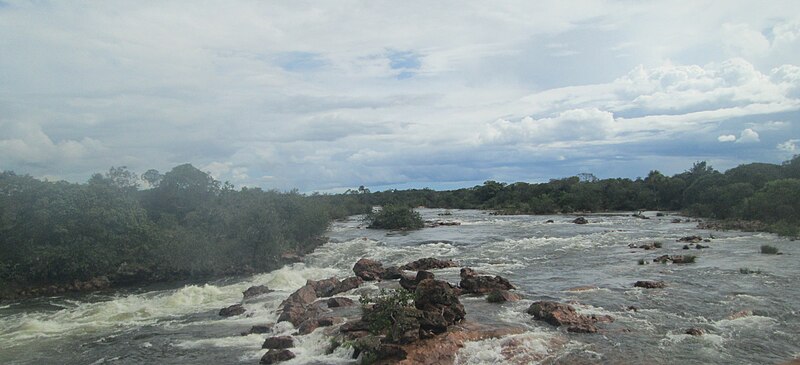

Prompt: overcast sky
[{"left": 1, "top": 1, "right": 799, "bottom": 192}]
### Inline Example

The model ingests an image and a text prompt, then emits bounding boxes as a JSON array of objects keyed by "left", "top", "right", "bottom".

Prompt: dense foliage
[
  {"left": 0, "top": 164, "right": 369, "bottom": 289},
  {"left": 353, "top": 156, "right": 800, "bottom": 237},
  {"left": 364, "top": 205, "right": 424, "bottom": 230}
]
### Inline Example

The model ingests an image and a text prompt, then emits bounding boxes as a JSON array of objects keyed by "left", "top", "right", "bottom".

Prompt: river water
[{"left": 1, "top": 209, "right": 798, "bottom": 364}]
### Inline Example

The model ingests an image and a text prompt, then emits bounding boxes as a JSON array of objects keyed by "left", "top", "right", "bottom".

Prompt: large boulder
[
  {"left": 526, "top": 301, "right": 612, "bottom": 333},
  {"left": 399, "top": 271, "right": 435, "bottom": 292},
  {"left": 459, "top": 268, "right": 515, "bottom": 295},
  {"left": 573, "top": 217, "right": 588, "bottom": 224},
  {"left": 400, "top": 258, "right": 458, "bottom": 271},
  {"left": 327, "top": 297, "right": 356, "bottom": 308},
  {"left": 415, "top": 279, "right": 465, "bottom": 334},
  {"left": 353, "top": 258, "right": 386, "bottom": 281},
  {"left": 486, "top": 289, "right": 522, "bottom": 303},
  {"left": 332, "top": 276, "right": 363, "bottom": 295},
  {"left": 382, "top": 266, "right": 404, "bottom": 280},
  {"left": 306, "top": 277, "right": 340, "bottom": 297},
  {"left": 277, "top": 285, "right": 318, "bottom": 326}
]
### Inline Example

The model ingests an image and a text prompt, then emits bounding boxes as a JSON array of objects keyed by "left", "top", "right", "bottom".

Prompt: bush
[
  {"left": 760, "top": 245, "right": 781, "bottom": 254},
  {"left": 359, "top": 289, "right": 417, "bottom": 342},
  {"left": 365, "top": 205, "right": 424, "bottom": 230}
]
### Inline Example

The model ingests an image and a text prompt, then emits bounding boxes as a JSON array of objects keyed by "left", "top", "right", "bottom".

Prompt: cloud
[
  {"left": 718, "top": 134, "right": 737, "bottom": 142},
  {"left": 736, "top": 128, "right": 761, "bottom": 143},
  {"left": 777, "top": 139, "right": 799, "bottom": 153}
]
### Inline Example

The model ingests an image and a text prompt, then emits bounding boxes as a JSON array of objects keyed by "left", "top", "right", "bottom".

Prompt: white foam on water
[
  {"left": 712, "top": 314, "right": 777, "bottom": 331},
  {"left": 455, "top": 331, "right": 569, "bottom": 365},
  {"left": 660, "top": 331, "right": 726, "bottom": 348},
  {"left": 173, "top": 333, "right": 263, "bottom": 350}
]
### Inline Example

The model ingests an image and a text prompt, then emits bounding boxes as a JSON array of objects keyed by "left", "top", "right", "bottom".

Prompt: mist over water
[{"left": 1, "top": 209, "right": 798, "bottom": 364}]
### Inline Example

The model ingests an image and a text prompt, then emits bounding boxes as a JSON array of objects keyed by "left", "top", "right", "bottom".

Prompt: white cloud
[
  {"left": 718, "top": 134, "right": 737, "bottom": 142},
  {"left": 778, "top": 139, "right": 800, "bottom": 153},
  {"left": 480, "top": 108, "right": 615, "bottom": 145},
  {"left": 736, "top": 128, "right": 761, "bottom": 143}
]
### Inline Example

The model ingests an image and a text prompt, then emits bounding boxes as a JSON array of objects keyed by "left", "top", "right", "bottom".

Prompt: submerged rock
[
  {"left": 218, "top": 303, "right": 246, "bottom": 317},
  {"left": 685, "top": 327, "right": 705, "bottom": 336},
  {"left": 241, "top": 324, "right": 272, "bottom": 336},
  {"left": 525, "top": 301, "right": 612, "bottom": 333},
  {"left": 634, "top": 280, "right": 667, "bottom": 289},
  {"left": 243, "top": 285, "right": 273, "bottom": 300}
]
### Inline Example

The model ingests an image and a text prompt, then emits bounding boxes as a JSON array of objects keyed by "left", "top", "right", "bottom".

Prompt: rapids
[{"left": 1, "top": 209, "right": 798, "bottom": 364}]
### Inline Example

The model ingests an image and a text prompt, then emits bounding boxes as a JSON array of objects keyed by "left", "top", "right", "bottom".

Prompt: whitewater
[{"left": 1, "top": 209, "right": 798, "bottom": 364}]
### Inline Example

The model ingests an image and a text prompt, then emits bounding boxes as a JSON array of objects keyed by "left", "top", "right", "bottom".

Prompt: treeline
[
  {"left": 346, "top": 156, "right": 800, "bottom": 237},
  {"left": 0, "top": 164, "right": 370, "bottom": 289}
]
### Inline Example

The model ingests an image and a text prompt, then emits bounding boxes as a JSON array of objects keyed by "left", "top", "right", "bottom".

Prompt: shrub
[
  {"left": 365, "top": 205, "right": 424, "bottom": 230},
  {"left": 359, "top": 289, "right": 417, "bottom": 337},
  {"left": 760, "top": 245, "right": 781, "bottom": 254}
]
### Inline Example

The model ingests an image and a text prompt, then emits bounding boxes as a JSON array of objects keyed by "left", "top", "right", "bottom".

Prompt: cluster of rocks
[
  {"left": 652, "top": 255, "right": 695, "bottom": 264},
  {"left": 424, "top": 220, "right": 462, "bottom": 227},
  {"left": 676, "top": 235, "right": 711, "bottom": 243},
  {"left": 226, "top": 256, "right": 636, "bottom": 364},
  {"left": 573, "top": 217, "right": 589, "bottom": 224},
  {"left": 628, "top": 242, "right": 662, "bottom": 250}
]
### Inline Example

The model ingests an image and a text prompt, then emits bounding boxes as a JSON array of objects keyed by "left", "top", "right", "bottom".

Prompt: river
[{"left": 1, "top": 209, "right": 798, "bottom": 364}]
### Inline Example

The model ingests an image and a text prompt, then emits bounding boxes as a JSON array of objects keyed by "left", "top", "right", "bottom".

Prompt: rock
[
  {"left": 297, "top": 318, "right": 319, "bottom": 335},
  {"left": 545, "top": 219, "right": 554, "bottom": 223},
  {"left": 695, "top": 244, "right": 709, "bottom": 249},
  {"left": 332, "top": 276, "right": 363, "bottom": 295},
  {"left": 243, "top": 285, "right": 273, "bottom": 300},
  {"left": 327, "top": 297, "right": 355, "bottom": 308},
  {"left": 677, "top": 235, "right": 703, "bottom": 243},
  {"left": 415, "top": 279, "right": 465, "bottom": 332},
  {"left": 306, "top": 277, "right": 340, "bottom": 297},
  {"left": 486, "top": 289, "right": 522, "bottom": 303},
  {"left": 653, "top": 255, "right": 695, "bottom": 264},
  {"left": 728, "top": 309, "right": 753, "bottom": 320},
  {"left": 685, "top": 327, "right": 704, "bottom": 336},
  {"left": 683, "top": 244, "right": 691, "bottom": 249},
  {"left": 671, "top": 218, "right": 682, "bottom": 223},
  {"left": 219, "top": 304, "right": 246, "bottom": 317},
  {"left": 634, "top": 280, "right": 667, "bottom": 289},
  {"left": 382, "top": 266, "right": 404, "bottom": 280},
  {"left": 353, "top": 258, "right": 386, "bottom": 281},
  {"left": 399, "top": 271, "right": 435, "bottom": 292},
  {"left": 262, "top": 336, "right": 294, "bottom": 349},
  {"left": 626, "top": 306, "right": 638, "bottom": 312},
  {"left": 241, "top": 324, "right": 272, "bottom": 336},
  {"left": 459, "top": 267, "right": 515, "bottom": 295},
  {"left": 277, "top": 285, "right": 318, "bottom": 326},
  {"left": 526, "top": 301, "right": 610, "bottom": 333},
  {"left": 573, "top": 217, "right": 588, "bottom": 224},
  {"left": 260, "top": 349, "right": 295, "bottom": 364},
  {"left": 340, "top": 319, "right": 371, "bottom": 333},
  {"left": 656, "top": 212, "right": 666, "bottom": 217},
  {"left": 400, "top": 258, "right": 458, "bottom": 271}
]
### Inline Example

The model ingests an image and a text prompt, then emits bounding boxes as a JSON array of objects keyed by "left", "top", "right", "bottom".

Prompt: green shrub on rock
[{"left": 365, "top": 205, "right": 424, "bottom": 230}]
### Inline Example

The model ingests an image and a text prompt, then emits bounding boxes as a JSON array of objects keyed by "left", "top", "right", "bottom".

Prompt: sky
[{"left": 1, "top": 1, "right": 799, "bottom": 192}]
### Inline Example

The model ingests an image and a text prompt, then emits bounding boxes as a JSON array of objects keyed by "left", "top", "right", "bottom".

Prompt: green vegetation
[
  {"left": 0, "top": 164, "right": 369, "bottom": 291},
  {"left": 760, "top": 245, "right": 781, "bottom": 255},
  {"left": 354, "top": 156, "right": 800, "bottom": 237},
  {"left": 359, "top": 289, "right": 417, "bottom": 340},
  {"left": 364, "top": 205, "right": 424, "bottom": 230}
]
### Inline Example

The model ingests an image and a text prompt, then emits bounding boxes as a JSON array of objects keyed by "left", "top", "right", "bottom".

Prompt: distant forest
[{"left": 1, "top": 156, "right": 798, "bottom": 290}]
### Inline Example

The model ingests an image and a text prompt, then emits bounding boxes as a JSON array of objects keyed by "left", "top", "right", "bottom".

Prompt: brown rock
[
  {"left": 415, "top": 279, "right": 465, "bottom": 332},
  {"left": 353, "top": 258, "right": 385, "bottom": 281},
  {"left": 459, "top": 267, "right": 515, "bottom": 295},
  {"left": 260, "top": 349, "right": 295, "bottom": 364},
  {"left": 399, "top": 271, "right": 435, "bottom": 292},
  {"left": 306, "top": 277, "right": 340, "bottom": 297},
  {"left": 241, "top": 324, "right": 272, "bottom": 336},
  {"left": 685, "top": 327, "right": 704, "bottom": 336},
  {"left": 262, "top": 336, "right": 294, "bottom": 349},
  {"left": 243, "top": 285, "right": 273, "bottom": 300},
  {"left": 332, "top": 276, "right": 363, "bottom": 295},
  {"left": 525, "top": 301, "right": 608, "bottom": 333},
  {"left": 400, "top": 258, "right": 458, "bottom": 271},
  {"left": 219, "top": 304, "right": 246, "bottom": 317},
  {"left": 327, "top": 297, "right": 355, "bottom": 308},
  {"left": 381, "top": 266, "right": 404, "bottom": 280},
  {"left": 634, "top": 280, "right": 667, "bottom": 289},
  {"left": 486, "top": 289, "right": 522, "bottom": 303}
]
